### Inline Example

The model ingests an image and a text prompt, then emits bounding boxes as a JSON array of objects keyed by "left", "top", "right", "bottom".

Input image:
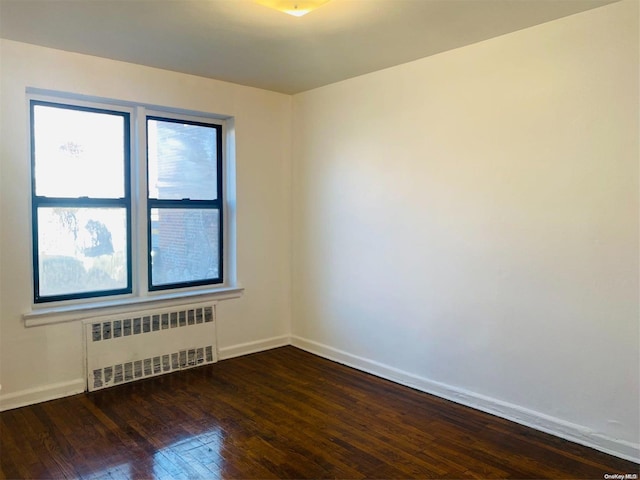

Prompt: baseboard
[
  {"left": 0, "top": 335, "right": 290, "bottom": 412},
  {"left": 0, "top": 378, "right": 85, "bottom": 412},
  {"left": 291, "top": 335, "right": 640, "bottom": 464},
  {"left": 218, "top": 335, "right": 290, "bottom": 360}
]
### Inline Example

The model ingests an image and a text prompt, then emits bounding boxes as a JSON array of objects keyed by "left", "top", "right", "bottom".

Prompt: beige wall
[
  {"left": 0, "top": 40, "right": 292, "bottom": 403},
  {"left": 291, "top": 0, "right": 639, "bottom": 459}
]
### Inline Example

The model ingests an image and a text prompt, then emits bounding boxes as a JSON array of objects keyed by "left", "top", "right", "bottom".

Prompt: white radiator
[{"left": 84, "top": 303, "right": 217, "bottom": 392}]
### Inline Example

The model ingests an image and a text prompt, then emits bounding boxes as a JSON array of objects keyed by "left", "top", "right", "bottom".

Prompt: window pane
[
  {"left": 150, "top": 208, "right": 220, "bottom": 287},
  {"left": 33, "top": 104, "right": 126, "bottom": 198},
  {"left": 37, "top": 207, "right": 128, "bottom": 297},
  {"left": 147, "top": 119, "right": 218, "bottom": 200}
]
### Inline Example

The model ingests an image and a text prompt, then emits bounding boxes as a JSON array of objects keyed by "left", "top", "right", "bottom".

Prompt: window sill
[{"left": 22, "top": 286, "right": 244, "bottom": 327}]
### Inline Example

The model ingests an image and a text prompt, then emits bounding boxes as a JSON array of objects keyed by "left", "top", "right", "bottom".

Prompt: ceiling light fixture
[{"left": 255, "top": 0, "right": 332, "bottom": 17}]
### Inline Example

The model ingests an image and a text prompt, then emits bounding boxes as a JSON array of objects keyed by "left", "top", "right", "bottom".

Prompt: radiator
[{"left": 84, "top": 303, "right": 217, "bottom": 392}]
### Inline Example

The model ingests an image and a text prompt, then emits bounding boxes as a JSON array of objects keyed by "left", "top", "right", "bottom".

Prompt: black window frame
[
  {"left": 146, "top": 115, "right": 224, "bottom": 292},
  {"left": 30, "top": 100, "right": 133, "bottom": 303}
]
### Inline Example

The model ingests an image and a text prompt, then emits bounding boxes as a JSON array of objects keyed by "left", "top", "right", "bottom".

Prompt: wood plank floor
[{"left": 1, "top": 346, "right": 637, "bottom": 479}]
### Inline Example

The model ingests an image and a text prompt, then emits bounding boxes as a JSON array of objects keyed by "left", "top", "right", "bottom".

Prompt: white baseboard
[
  {"left": 218, "top": 335, "right": 290, "bottom": 360},
  {"left": 0, "top": 378, "right": 85, "bottom": 412},
  {"left": 0, "top": 335, "right": 291, "bottom": 412},
  {"left": 291, "top": 335, "right": 640, "bottom": 464}
]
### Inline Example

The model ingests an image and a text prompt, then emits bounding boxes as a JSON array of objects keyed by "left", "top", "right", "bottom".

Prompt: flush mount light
[{"left": 255, "top": 0, "right": 332, "bottom": 17}]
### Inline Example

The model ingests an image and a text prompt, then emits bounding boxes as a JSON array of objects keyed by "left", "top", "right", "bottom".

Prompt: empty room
[{"left": 0, "top": 0, "right": 638, "bottom": 478}]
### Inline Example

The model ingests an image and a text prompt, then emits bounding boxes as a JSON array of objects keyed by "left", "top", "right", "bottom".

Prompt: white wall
[
  {"left": 292, "top": 0, "right": 639, "bottom": 461},
  {"left": 0, "top": 40, "right": 292, "bottom": 405}
]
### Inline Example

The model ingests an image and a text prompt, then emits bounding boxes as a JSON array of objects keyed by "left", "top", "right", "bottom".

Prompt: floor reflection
[
  {"left": 78, "top": 428, "right": 225, "bottom": 479},
  {"left": 153, "top": 428, "right": 225, "bottom": 479}
]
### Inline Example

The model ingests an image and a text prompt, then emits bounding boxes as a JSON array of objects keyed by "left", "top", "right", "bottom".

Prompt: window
[
  {"left": 31, "top": 101, "right": 132, "bottom": 302},
  {"left": 30, "top": 97, "right": 226, "bottom": 304},
  {"left": 146, "top": 117, "right": 223, "bottom": 290}
]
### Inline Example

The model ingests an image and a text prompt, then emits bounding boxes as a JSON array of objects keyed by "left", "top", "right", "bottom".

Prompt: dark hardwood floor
[{"left": 1, "top": 346, "right": 637, "bottom": 479}]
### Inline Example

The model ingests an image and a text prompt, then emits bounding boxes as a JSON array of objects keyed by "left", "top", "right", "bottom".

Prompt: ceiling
[{"left": 0, "top": 0, "right": 616, "bottom": 94}]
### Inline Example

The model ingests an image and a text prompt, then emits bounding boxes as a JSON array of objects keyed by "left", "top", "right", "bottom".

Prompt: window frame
[
  {"left": 30, "top": 100, "right": 133, "bottom": 303},
  {"left": 28, "top": 94, "right": 232, "bottom": 308},
  {"left": 145, "top": 115, "right": 224, "bottom": 291}
]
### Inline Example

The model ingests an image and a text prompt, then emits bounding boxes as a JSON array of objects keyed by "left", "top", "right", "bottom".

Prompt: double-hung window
[
  {"left": 30, "top": 97, "right": 225, "bottom": 304},
  {"left": 31, "top": 101, "right": 132, "bottom": 302},
  {"left": 146, "top": 116, "right": 223, "bottom": 291}
]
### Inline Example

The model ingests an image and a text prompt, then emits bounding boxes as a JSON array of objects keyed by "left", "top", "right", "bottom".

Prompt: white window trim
[
  {"left": 22, "top": 286, "right": 244, "bottom": 327},
  {"left": 23, "top": 88, "right": 242, "bottom": 327}
]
